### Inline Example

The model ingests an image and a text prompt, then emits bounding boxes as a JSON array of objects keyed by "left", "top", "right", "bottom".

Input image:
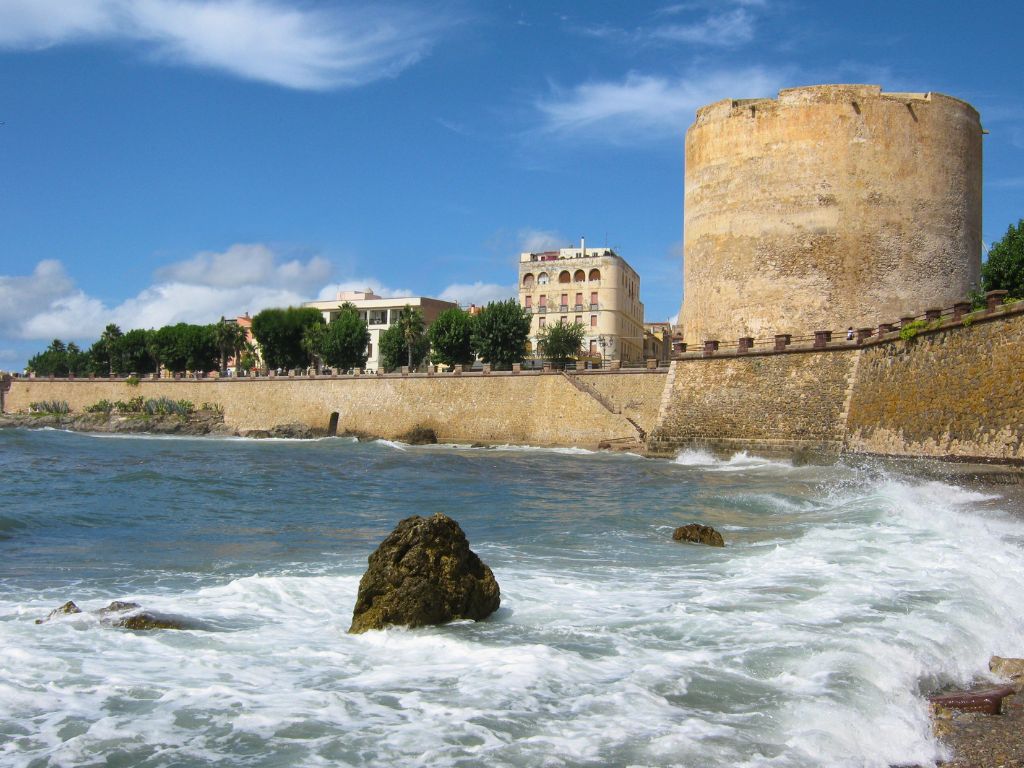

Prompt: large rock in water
[
  {"left": 349, "top": 513, "right": 500, "bottom": 634},
  {"left": 672, "top": 523, "right": 725, "bottom": 547}
]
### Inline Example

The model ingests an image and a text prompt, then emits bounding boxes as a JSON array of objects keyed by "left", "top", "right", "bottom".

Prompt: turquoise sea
[{"left": 1, "top": 428, "right": 1023, "bottom": 767}]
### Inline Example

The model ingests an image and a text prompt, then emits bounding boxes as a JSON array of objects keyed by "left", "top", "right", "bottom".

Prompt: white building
[{"left": 303, "top": 290, "right": 456, "bottom": 371}]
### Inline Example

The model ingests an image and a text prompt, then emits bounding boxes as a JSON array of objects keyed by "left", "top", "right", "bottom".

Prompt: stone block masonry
[
  {"left": 3, "top": 370, "right": 653, "bottom": 449},
  {"left": 845, "top": 305, "right": 1024, "bottom": 461},
  {"left": 646, "top": 348, "right": 858, "bottom": 458}
]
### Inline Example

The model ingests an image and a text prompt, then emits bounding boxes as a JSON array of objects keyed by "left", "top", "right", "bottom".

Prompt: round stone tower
[{"left": 680, "top": 84, "right": 982, "bottom": 343}]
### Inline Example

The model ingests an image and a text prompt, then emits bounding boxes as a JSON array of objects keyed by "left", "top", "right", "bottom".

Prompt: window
[
  {"left": 575, "top": 292, "right": 583, "bottom": 308},
  {"left": 573, "top": 269, "right": 585, "bottom": 282},
  {"left": 558, "top": 270, "right": 571, "bottom": 284},
  {"left": 525, "top": 296, "right": 532, "bottom": 308},
  {"left": 538, "top": 272, "right": 549, "bottom": 285},
  {"left": 589, "top": 268, "right": 601, "bottom": 282},
  {"left": 590, "top": 315, "right": 597, "bottom": 327},
  {"left": 539, "top": 316, "right": 546, "bottom": 328},
  {"left": 367, "top": 342, "right": 373, "bottom": 358},
  {"left": 560, "top": 294, "right": 568, "bottom": 310},
  {"left": 575, "top": 315, "right": 582, "bottom": 325},
  {"left": 590, "top": 291, "right": 598, "bottom": 309},
  {"left": 539, "top": 295, "right": 547, "bottom": 307},
  {"left": 560, "top": 316, "right": 567, "bottom": 324},
  {"left": 522, "top": 273, "right": 535, "bottom": 288},
  {"left": 590, "top": 340, "right": 597, "bottom": 355},
  {"left": 369, "top": 310, "right": 387, "bottom": 325}
]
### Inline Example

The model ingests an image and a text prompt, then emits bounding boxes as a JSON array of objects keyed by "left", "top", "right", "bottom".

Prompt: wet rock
[
  {"left": 672, "top": 523, "right": 725, "bottom": 547},
  {"left": 400, "top": 426, "right": 437, "bottom": 445},
  {"left": 36, "top": 599, "right": 188, "bottom": 630},
  {"left": 349, "top": 513, "right": 500, "bottom": 634},
  {"left": 990, "top": 657, "right": 1024, "bottom": 691},
  {"left": 112, "top": 612, "right": 188, "bottom": 631},
  {"left": 35, "top": 601, "right": 82, "bottom": 624}
]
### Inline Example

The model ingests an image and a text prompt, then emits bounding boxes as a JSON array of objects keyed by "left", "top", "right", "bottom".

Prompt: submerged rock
[
  {"left": 35, "top": 601, "right": 82, "bottom": 624},
  {"left": 349, "top": 513, "right": 500, "bottom": 634},
  {"left": 672, "top": 523, "right": 725, "bottom": 547},
  {"left": 36, "top": 599, "right": 188, "bottom": 630}
]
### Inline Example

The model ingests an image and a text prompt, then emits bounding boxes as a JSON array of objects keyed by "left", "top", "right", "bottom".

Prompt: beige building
[
  {"left": 518, "top": 241, "right": 644, "bottom": 363},
  {"left": 303, "top": 290, "right": 456, "bottom": 371}
]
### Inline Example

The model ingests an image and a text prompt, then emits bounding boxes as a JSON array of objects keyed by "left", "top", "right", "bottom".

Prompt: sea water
[{"left": 1, "top": 429, "right": 1023, "bottom": 768}]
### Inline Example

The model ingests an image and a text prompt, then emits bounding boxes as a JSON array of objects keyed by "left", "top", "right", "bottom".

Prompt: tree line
[{"left": 25, "top": 298, "right": 592, "bottom": 377}]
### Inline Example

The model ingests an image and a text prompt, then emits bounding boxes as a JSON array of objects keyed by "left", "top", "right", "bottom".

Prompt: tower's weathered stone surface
[{"left": 681, "top": 84, "right": 982, "bottom": 343}]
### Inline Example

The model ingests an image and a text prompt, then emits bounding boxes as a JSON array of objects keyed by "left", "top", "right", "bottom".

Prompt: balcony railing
[
  {"left": 589, "top": 304, "right": 599, "bottom": 311},
  {"left": 537, "top": 306, "right": 547, "bottom": 313},
  {"left": 559, "top": 305, "right": 569, "bottom": 312},
  {"left": 573, "top": 304, "right": 584, "bottom": 311}
]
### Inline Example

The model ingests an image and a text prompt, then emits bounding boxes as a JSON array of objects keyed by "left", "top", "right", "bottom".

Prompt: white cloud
[
  {"left": 316, "top": 280, "right": 412, "bottom": 300},
  {"left": 0, "top": 0, "right": 445, "bottom": 90},
  {"left": 158, "top": 243, "right": 330, "bottom": 291},
  {"left": 534, "top": 67, "right": 786, "bottom": 142},
  {"left": 1, "top": 243, "right": 341, "bottom": 342},
  {"left": 518, "top": 228, "right": 568, "bottom": 253},
  {"left": 650, "top": 8, "right": 755, "bottom": 46},
  {"left": 438, "top": 282, "right": 516, "bottom": 306}
]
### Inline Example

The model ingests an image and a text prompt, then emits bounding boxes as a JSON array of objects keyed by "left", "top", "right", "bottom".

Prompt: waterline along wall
[{"left": 5, "top": 303, "right": 1023, "bottom": 462}]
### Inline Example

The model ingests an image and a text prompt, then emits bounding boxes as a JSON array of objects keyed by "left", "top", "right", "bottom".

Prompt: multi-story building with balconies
[
  {"left": 303, "top": 290, "right": 456, "bottom": 371},
  {"left": 518, "top": 241, "right": 644, "bottom": 363}
]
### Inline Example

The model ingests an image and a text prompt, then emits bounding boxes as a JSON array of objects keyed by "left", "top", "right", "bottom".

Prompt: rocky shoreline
[{"left": 0, "top": 411, "right": 330, "bottom": 439}]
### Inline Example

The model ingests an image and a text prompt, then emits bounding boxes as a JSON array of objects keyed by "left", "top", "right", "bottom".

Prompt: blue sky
[{"left": 0, "top": 0, "right": 1021, "bottom": 370}]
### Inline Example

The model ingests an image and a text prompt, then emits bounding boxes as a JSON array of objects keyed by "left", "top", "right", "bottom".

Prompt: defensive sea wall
[
  {"left": 2, "top": 368, "right": 665, "bottom": 449},
  {"left": 649, "top": 297, "right": 1024, "bottom": 463},
  {"left": 5, "top": 300, "right": 1022, "bottom": 462}
]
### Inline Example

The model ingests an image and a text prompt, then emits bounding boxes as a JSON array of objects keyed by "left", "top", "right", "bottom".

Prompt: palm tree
[{"left": 214, "top": 318, "right": 249, "bottom": 375}]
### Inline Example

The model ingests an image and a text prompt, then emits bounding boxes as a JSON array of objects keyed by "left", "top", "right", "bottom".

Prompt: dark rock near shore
[
  {"left": 239, "top": 423, "right": 327, "bottom": 439},
  {"left": 1, "top": 410, "right": 231, "bottom": 436},
  {"left": 35, "top": 601, "right": 82, "bottom": 623},
  {"left": 349, "top": 513, "right": 500, "bottom": 634},
  {"left": 36, "top": 599, "right": 189, "bottom": 630},
  {"left": 401, "top": 426, "right": 437, "bottom": 445},
  {"left": 673, "top": 523, "right": 725, "bottom": 547}
]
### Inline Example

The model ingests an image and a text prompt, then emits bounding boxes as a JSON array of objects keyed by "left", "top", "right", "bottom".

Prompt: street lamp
[{"left": 597, "top": 334, "right": 608, "bottom": 367}]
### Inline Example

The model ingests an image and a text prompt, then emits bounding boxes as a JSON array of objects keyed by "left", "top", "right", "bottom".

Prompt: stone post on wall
[
  {"left": 878, "top": 323, "right": 895, "bottom": 335},
  {"left": 773, "top": 334, "right": 792, "bottom": 351},
  {"left": 925, "top": 308, "right": 943, "bottom": 322},
  {"left": 702, "top": 340, "right": 719, "bottom": 357},
  {"left": 856, "top": 328, "right": 873, "bottom": 344},
  {"left": 986, "top": 290, "right": 1009, "bottom": 312},
  {"left": 737, "top": 337, "right": 753, "bottom": 354},
  {"left": 813, "top": 331, "right": 832, "bottom": 349},
  {"left": 952, "top": 301, "right": 972, "bottom": 322}
]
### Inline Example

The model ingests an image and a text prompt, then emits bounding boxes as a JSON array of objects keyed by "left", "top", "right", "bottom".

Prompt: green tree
[
  {"left": 379, "top": 305, "right": 429, "bottom": 371},
  {"left": 213, "top": 318, "right": 250, "bottom": 374},
  {"left": 538, "top": 320, "right": 586, "bottom": 365},
  {"left": 185, "top": 325, "right": 219, "bottom": 373},
  {"left": 983, "top": 219, "right": 1024, "bottom": 299},
  {"left": 301, "top": 322, "right": 329, "bottom": 372},
  {"left": 428, "top": 307, "right": 476, "bottom": 369},
  {"left": 88, "top": 323, "right": 123, "bottom": 375},
  {"left": 116, "top": 328, "right": 156, "bottom": 375},
  {"left": 471, "top": 299, "right": 532, "bottom": 370},
  {"left": 26, "top": 340, "right": 91, "bottom": 377},
  {"left": 251, "top": 307, "right": 325, "bottom": 371},
  {"left": 321, "top": 304, "right": 370, "bottom": 371}
]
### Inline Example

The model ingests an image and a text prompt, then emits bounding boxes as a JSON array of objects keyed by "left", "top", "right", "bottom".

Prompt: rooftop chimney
[{"left": 580, "top": 235, "right": 586, "bottom": 256}]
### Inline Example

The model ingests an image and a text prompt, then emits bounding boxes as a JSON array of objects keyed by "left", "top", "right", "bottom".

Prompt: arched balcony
[{"left": 589, "top": 268, "right": 601, "bottom": 282}]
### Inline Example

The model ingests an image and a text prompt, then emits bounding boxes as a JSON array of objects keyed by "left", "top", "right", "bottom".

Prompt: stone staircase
[{"left": 561, "top": 372, "right": 646, "bottom": 448}]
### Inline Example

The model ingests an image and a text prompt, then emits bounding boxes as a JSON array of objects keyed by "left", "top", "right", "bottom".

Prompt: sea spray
[{"left": 1, "top": 429, "right": 1022, "bottom": 767}]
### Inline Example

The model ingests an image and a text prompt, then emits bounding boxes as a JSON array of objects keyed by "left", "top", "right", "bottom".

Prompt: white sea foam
[
  {"left": 674, "top": 448, "right": 793, "bottom": 471},
  {"left": 2, "top": 460, "right": 1023, "bottom": 767}
]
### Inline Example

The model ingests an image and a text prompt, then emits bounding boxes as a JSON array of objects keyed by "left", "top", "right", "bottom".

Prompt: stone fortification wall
[
  {"left": 681, "top": 84, "right": 982, "bottom": 344},
  {"left": 570, "top": 370, "right": 667, "bottom": 434},
  {"left": 647, "top": 349, "right": 858, "bottom": 457},
  {"left": 3, "top": 371, "right": 644, "bottom": 448},
  {"left": 846, "top": 305, "right": 1024, "bottom": 461}
]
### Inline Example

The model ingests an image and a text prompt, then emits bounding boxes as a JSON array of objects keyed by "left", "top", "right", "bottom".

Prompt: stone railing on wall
[{"left": 674, "top": 290, "right": 1020, "bottom": 360}]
